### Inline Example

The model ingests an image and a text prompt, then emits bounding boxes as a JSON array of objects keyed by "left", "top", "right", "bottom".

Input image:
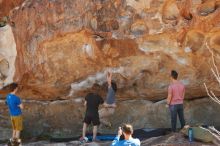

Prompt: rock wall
[
  {"left": 0, "top": 25, "right": 17, "bottom": 88},
  {"left": 0, "top": 0, "right": 218, "bottom": 101},
  {"left": 0, "top": 0, "right": 24, "bottom": 20},
  {"left": 0, "top": 0, "right": 220, "bottom": 139},
  {"left": 0, "top": 98, "right": 220, "bottom": 139}
]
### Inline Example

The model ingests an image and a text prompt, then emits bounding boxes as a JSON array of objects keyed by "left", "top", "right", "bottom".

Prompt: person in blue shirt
[
  {"left": 111, "top": 124, "right": 140, "bottom": 146},
  {"left": 5, "top": 83, "right": 23, "bottom": 145}
]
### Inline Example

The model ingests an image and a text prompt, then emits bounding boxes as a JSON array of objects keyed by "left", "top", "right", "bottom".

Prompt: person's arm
[
  {"left": 5, "top": 95, "right": 9, "bottom": 105},
  {"left": 84, "top": 94, "right": 88, "bottom": 107},
  {"left": 17, "top": 97, "right": 23, "bottom": 109},
  {"left": 167, "top": 86, "right": 172, "bottom": 105},
  {"left": 111, "top": 127, "right": 122, "bottom": 146},
  {"left": 107, "top": 72, "right": 112, "bottom": 88},
  {"left": 182, "top": 86, "right": 185, "bottom": 99},
  {"left": 18, "top": 103, "right": 24, "bottom": 109}
]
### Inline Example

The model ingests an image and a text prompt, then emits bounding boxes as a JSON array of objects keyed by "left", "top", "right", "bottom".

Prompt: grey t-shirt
[{"left": 106, "top": 86, "right": 115, "bottom": 104}]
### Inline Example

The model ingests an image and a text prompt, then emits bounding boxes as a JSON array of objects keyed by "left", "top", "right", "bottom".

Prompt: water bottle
[{"left": 188, "top": 127, "right": 193, "bottom": 142}]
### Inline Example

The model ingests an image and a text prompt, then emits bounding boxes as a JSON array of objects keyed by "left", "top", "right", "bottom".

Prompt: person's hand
[
  {"left": 107, "top": 71, "right": 112, "bottom": 77},
  {"left": 117, "top": 127, "right": 122, "bottom": 137},
  {"left": 165, "top": 104, "right": 169, "bottom": 108}
]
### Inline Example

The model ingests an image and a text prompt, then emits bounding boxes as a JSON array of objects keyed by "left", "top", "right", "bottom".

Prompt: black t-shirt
[{"left": 85, "top": 93, "right": 104, "bottom": 116}]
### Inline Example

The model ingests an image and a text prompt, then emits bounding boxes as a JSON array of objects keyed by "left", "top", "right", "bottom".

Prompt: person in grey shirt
[{"left": 99, "top": 71, "right": 117, "bottom": 127}]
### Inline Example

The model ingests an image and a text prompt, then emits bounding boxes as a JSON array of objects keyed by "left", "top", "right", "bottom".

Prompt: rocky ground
[
  {"left": 1, "top": 0, "right": 220, "bottom": 141},
  {"left": 0, "top": 133, "right": 217, "bottom": 146}
]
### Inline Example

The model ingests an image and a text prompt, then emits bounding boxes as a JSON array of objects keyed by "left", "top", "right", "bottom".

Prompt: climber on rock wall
[{"left": 99, "top": 71, "right": 117, "bottom": 127}]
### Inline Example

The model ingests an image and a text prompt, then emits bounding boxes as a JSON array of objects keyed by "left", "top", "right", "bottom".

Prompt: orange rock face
[
  {"left": 0, "top": 0, "right": 219, "bottom": 101},
  {"left": 1, "top": 0, "right": 220, "bottom": 139},
  {"left": 0, "top": 0, "right": 24, "bottom": 19}
]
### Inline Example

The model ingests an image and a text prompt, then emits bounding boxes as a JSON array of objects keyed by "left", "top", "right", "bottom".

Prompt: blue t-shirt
[
  {"left": 6, "top": 94, "right": 22, "bottom": 116},
  {"left": 106, "top": 86, "right": 115, "bottom": 104},
  {"left": 111, "top": 136, "right": 140, "bottom": 146}
]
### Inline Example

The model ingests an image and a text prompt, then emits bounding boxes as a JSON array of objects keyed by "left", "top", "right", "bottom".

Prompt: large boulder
[
  {"left": 0, "top": 0, "right": 220, "bottom": 141},
  {"left": 1, "top": 98, "right": 220, "bottom": 138},
  {"left": 1, "top": 0, "right": 219, "bottom": 101}
]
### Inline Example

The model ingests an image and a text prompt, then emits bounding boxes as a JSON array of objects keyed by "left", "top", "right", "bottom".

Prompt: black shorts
[{"left": 83, "top": 114, "right": 100, "bottom": 126}]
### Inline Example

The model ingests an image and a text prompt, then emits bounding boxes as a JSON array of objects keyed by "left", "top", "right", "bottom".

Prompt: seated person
[{"left": 111, "top": 124, "right": 140, "bottom": 146}]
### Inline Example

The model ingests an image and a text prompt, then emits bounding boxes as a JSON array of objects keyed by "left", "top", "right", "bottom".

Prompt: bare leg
[
  {"left": 12, "top": 130, "right": 16, "bottom": 139},
  {"left": 82, "top": 123, "right": 87, "bottom": 138},
  {"left": 15, "top": 130, "right": 21, "bottom": 139},
  {"left": 93, "top": 125, "right": 98, "bottom": 140}
]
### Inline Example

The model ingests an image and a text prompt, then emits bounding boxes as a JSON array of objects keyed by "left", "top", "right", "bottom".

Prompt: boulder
[
  {"left": 1, "top": 98, "right": 220, "bottom": 138},
  {"left": 0, "top": 0, "right": 218, "bottom": 101},
  {"left": 182, "top": 127, "right": 212, "bottom": 143},
  {"left": 0, "top": 0, "right": 220, "bottom": 141}
]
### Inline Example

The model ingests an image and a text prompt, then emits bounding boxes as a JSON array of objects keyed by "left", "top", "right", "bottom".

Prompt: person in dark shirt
[
  {"left": 80, "top": 92, "right": 104, "bottom": 142},
  {"left": 99, "top": 71, "right": 117, "bottom": 127}
]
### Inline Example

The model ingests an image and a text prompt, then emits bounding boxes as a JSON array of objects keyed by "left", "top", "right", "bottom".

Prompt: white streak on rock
[
  {"left": 171, "top": 53, "right": 188, "bottom": 65},
  {"left": 139, "top": 47, "right": 151, "bottom": 53},
  {"left": 68, "top": 67, "right": 124, "bottom": 96},
  {"left": 74, "top": 98, "right": 84, "bottom": 103},
  {"left": 184, "top": 47, "right": 192, "bottom": 53},
  {"left": 180, "top": 79, "right": 190, "bottom": 85},
  {"left": 82, "top": 44, "right": 93, "bottom": 58},
  {"left": 177, "top": 58, "right": 187, "bottom": 65},
  {"left": 0, "top": 25, "right": 17, "bottom": 88}
]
